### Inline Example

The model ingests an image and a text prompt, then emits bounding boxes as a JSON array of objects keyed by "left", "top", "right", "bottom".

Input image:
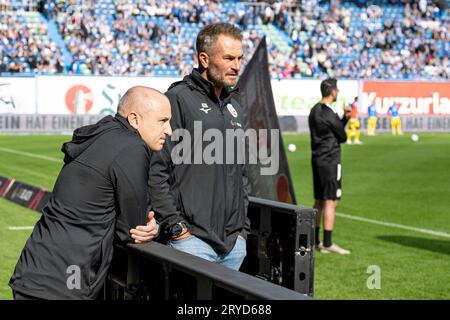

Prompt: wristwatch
[{"left": 170, "top": 222, "right": 187, "bottom": 238}]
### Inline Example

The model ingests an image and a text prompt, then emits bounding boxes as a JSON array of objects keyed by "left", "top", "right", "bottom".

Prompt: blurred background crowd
[{"left": 1, "top": 0, "right": 448, "bottom": 80}]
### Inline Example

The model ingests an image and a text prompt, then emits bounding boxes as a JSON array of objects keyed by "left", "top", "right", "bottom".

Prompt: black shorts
[{"left": 312, "top": 163, "right": 342, "bottom": 200}]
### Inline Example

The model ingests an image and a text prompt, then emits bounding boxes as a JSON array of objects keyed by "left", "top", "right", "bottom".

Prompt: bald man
[{"left": 9, "top": 86, "right": 172, "bottom": 300}]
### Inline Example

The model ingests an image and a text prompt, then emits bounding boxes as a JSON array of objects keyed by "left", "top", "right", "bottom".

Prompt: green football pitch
[{"left": 0, "top": 133, "right": 449, "bottom": 300}]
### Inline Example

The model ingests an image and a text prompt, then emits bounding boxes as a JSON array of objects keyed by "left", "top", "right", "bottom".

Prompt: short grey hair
[{"left": 196, "top": 22, "right": 242, "bottom": 56}]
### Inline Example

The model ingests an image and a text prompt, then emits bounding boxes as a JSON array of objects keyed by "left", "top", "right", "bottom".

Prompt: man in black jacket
[
  {"left": 9, "top": 86, "right": 172, "bottom": 299},
  {"left": 149, "top": 23, "right": 249, "bottom": 270},
  {"left": 309, "top": 78, "right": 351, "bottom": 255}
]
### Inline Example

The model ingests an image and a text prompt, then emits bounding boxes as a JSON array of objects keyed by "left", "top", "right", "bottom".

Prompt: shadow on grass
[{"left": 377, "top": 235, "right": 450, "bottom": 256}]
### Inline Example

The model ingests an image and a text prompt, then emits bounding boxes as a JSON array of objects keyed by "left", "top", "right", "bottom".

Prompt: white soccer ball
[
  {"left": 411, "top": 134, "right": 419, "bottom": 142},
  {"left": 288, "top": 143, "right": 297, "bottom": 152}
]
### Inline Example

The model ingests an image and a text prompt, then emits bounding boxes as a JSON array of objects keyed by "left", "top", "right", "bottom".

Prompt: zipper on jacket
[{"left": 219, "top": 98, "right": 228, "bottom": 238}]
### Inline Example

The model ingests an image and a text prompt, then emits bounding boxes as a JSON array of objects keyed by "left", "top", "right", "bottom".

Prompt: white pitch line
[
  {"left": 8, "top": 226, "right": 34, "bottom": 231},
  {"left": 336, "top": 212, "right": 450, "bottom": 239},
  {"left": 0, "top": 147, "right": 62, "bottom": 163}
]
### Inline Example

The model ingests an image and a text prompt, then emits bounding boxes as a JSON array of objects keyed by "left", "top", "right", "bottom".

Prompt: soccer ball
[
  {"left": 288, "top": 143, "right": 297, "bottom": 152},
  {"left": 411, "top": 134, "right": 419, "bottom": 142}
]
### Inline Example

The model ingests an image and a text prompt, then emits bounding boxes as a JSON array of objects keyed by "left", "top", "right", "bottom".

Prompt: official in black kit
[{"left": 308, "top": 78, "right": 352, "bottom": 255}]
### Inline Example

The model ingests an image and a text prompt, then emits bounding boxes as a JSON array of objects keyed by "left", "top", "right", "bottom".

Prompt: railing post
[
  {"left": 125, "top": 250, "right": 140, "bottom": 300},
  {"left": 196, "top": 278, "right": 213, "bottom": 300},
  {"left": 294, "top": 208, "right": 316, "bottom": 297}
]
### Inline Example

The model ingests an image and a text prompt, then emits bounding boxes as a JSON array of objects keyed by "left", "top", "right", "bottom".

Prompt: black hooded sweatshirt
[
  {"left": 9, "top": 115, "right": 150, "bottom": 300},
  {"left": 149, "top": 69, "right": 250, "bottom": 254}
]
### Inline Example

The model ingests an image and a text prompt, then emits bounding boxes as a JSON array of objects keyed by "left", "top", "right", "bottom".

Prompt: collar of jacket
[
  {"left": 185, "top": 68, "right": 239, "bottom": 105},
  {"left": 114, "top": 113, "right": 152, "bottom": 154},
  {"left": 114, "top": 113, "right": 139, "bottom": 135}
]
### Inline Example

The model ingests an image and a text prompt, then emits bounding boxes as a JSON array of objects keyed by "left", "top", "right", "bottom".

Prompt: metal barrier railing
[
  {"left": 242, "top": 197, "right": 316, "bottom": 296},
  {"left": 104, "top": 241, "right": 311, "bottom": 300},
  {"left": 105, "top": 197, "right": 315, "bottom": 300}
]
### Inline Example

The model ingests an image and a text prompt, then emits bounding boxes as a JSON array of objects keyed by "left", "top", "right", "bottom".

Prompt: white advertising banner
[
  {"left": 0, "top": 77, "right": 36, "bottom": 114},
  {"left": 271, "top": 79, "right": 359, "bottom": 116},
  {"left": 36, "top": 76, "right": 181, "bottom": 115},
  {"left": 35, "top": 76, "right": 359, "bottom": 116},
  {"left": 279, "top": 115, "right": 450, "bottom": 133},
  {"left": 3, "top": 76, "right": 448, "bottom": 119},
  {"left": 0, "top": 114, "right": 104, "bottom": 132}
]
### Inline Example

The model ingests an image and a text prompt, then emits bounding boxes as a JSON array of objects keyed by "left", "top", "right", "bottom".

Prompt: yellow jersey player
[
  {"left": 346, "top": 97, "right": 363, "bottom": 144},
  {"left": 367, "top": 102, "right": 377, "bottom": 136},
  {"left": 388, "top": 102, "right": 403, "bottom": 135}
]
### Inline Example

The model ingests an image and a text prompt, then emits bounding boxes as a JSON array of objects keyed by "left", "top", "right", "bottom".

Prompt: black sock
[
  {"left": 315, "top": 227, "right": 320, "bottom": 245},
  {"left": 324, "top": 230, "right": 332, "bottom": 247}
]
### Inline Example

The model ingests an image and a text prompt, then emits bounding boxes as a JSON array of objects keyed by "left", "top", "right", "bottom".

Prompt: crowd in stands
[
  {"left": 0, "top": 0, "right": 448, "bottom": 80},
  {"left": 0, "top": 1, "right": 65, "bottom": 74},
  {"left": 43, "top": 0, "right": 264, "bottom": 76},
  {"left": 260, "top": 0, "right": 449, "bottom": 79}
]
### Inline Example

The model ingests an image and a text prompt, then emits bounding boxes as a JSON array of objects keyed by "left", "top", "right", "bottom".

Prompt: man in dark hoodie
[
  {"left": 149, "top": 23, "right": 249, "bottom": 270},
  {"left": 9, "top": 86, "right": 172, "bottom": 299}
]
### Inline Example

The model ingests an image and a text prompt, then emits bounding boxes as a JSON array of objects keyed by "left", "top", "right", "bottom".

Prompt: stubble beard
[{"left": 207, "top": 66, "right": 236, "bottom": 89}]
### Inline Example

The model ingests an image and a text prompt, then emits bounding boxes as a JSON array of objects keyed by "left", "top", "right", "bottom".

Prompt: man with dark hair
[
  {"left": 309, "top": 78, "right": 352, "bottom": 255},
  {"left": 10, "top": 86, "right": 172, "bottom": 299},
  {"left": 149, "top": 22, "right": 249, "bottom": 270}
]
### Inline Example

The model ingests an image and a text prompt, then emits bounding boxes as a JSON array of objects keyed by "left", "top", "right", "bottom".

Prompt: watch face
[{"left": 171, "top": 223, "right": 183, "bottom": 236}]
